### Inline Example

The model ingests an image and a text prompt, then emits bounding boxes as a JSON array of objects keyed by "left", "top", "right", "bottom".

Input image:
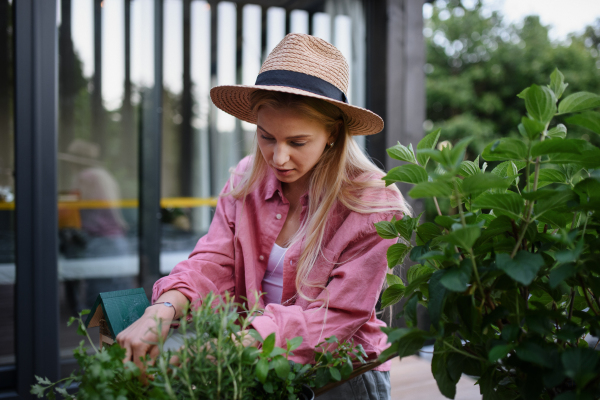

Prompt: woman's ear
[{"left": 328, "top": 121, "right": 343, "bottom": 145}]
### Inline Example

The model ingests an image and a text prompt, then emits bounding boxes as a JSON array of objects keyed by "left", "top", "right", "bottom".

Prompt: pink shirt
[{"left": 152, "top": 156, "right": 404, "bottom": 371}]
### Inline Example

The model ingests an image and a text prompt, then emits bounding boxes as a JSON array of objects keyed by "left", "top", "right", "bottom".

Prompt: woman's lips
[{"left": 274, "top": 167, "right": 293, "bottom": 176}]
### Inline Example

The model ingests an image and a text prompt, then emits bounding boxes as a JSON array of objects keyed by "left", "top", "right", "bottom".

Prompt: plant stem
[
  {"left": 469, "top": 249, "right": 486, "bottom": 300},
  {"left": 510, "top": 124, "right": 547, "bottom": 258},
  {"left": 580, "top": 277, "right": 600, "bottom": 316},
  {"left": 516, "top": 290, "right": 520, "bottom": 325},
  {"left": 582, "top": 212, "right": 590, "bottom": 237},
  {"left": 433, "top": 197, "right": 443, "bottom": 216},
  {"left": 453, "top": 180, "right": 466, "bottom": 227},
  {"left": 568, "top": 289, "right": 575, "bottom": 321},
  {"left": 443, "top": 341, "right": 486, "bottom": 362}
]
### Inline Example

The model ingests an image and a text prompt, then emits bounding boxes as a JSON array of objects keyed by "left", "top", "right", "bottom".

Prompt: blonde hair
[{"left": 226, "top": 91, "right": 410, "bottom": 305}]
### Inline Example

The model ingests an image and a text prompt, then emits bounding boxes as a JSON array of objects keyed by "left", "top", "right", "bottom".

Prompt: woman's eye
[
  {"left": 291, "top": 142, "right": 306, "bottom": 147},
  {"left": 261, "top": 135, "right": 274, "bottom": 141}
]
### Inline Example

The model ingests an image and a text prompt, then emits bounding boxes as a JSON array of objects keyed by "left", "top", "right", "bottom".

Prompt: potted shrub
[
  {"left": 377, "top": 69, "right": 600, "bottom": 399},
  {"left": 32, "top": 292, "right": 368, "bottom": 399}
]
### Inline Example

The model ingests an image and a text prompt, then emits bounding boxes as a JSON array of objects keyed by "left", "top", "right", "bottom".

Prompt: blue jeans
[{"left": 316, "top": 371, "right": 391, "bottom": 400}]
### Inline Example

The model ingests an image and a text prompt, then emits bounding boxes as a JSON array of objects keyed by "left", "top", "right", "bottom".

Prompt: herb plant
[
  {"left": 32, "top": 293, "right": 367, "bottom": 399},
  {"left": 378, "top": 69, "right": 600, "bottom": 400}
]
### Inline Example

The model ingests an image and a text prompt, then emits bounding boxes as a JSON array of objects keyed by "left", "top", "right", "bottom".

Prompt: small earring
[{"left": 329, "top": 142, "right": 334, "bottom": 148}]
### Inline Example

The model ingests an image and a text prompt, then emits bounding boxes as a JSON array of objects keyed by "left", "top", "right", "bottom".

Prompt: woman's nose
[{"left": 273, "top": 143, "right": 289, "bottom": 166}]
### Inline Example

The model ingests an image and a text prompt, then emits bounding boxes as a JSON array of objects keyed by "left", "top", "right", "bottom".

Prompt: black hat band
[{"left": 255, "top": 70, "right": 348, "bottom": 104}]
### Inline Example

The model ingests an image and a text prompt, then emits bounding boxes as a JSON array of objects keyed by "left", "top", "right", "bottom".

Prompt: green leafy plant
[
  {"left": 378, "top": 69, "right": 600, "bottom": 400},
  {"left": 32, "top": 293, "right": 367, "bottom": 400}
]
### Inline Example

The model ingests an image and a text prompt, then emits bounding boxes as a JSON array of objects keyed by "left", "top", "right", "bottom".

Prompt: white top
[{"left": 262, "top": 243, "right": 287, "bottom": 305}]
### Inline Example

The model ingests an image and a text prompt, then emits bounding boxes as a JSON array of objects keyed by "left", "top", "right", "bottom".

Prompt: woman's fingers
[{"left": 149, "top": 344, "right": 160, "bottom": 361}]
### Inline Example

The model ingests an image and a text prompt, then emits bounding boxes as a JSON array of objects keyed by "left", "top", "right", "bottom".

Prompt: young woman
[{"left": 117, "top": 33, "right": 409, "bottom": 399}]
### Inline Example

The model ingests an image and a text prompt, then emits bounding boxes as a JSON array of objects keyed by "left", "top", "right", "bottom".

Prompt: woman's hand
[
  {"left": 116, "top": 290, "right": 189, "bottom": 375},
  {"left": 116, "top": 304, "right": 173, "bottom": 372}
]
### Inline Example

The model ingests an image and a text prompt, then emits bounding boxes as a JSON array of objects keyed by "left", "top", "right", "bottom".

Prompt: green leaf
[
  {"left": 387, "top": 243, "right": 410, "bottom": 268},
  {"left": 256, "top": 358, "right": 269, "bottom": 383},
  {"left": 472, "top": 191, "right": 524, "bottom": 220},
  {"left": 272, "top": 355, "right": 291, "bottom": 380},
  {"left": 381, "top": 284, "right": 406, "bottom": 308},
  {"left": 340, "top": 359, "right": 353, "bottom": 379},
  {"left": 558, "top": 91, "right": 600, "bottom": 114},
  {"left": 434, "top": 215, "right": 458, "bottom": 230},
  {"left": 496, "top": 251, "right": 545, "bottom": 285},
  {"left": 314, "top": 367, "right": 330, "bottom": 388},
  {"left": 549, "top": 68, "right": 568, "bottom": 99},
  {"left": 407, "top": 264, "right": 435, "bottom": 284},
  {"left": 527, "top": 169, "right": 567, "bottom": 188},
  {"left": 248, "top": 329, "right": 264, "bottom": 343},
  {"left": 416, "top": 128, "right": 441, "bottom": 166},
  {"left": 440, "top": 259, "right": 472, "bottom": 292},
  {"left": 549, "top": 263, "right": 577, "bottom": 289},
  {"left": 533, "top": 189, "right": 577, "bottom": 217},
  {"left": 574, "top": 177, "right": 600, "bottom": 199},
  {"left": 562, "top": 347, "right": 600, "bottom": 388},
  {"left": 286, "top": 336, "right": 303, "bottom": 352},
  {"left": 521, "top": 116, "right": 546, "bottom": 140},
  {"left": 405, "top": 272, "right": 433, "bottom": 304},
  {"left": 536, "top": 210, "right": 572, "bottom": 228},
  {"left": 517, "top": 87, "right": 529, "bottom": 99},
  {"left": 459, "top": 159, "right": 480, "bottom": 177},
  {"left": 462, "top": 173, "right": 511, "bottom": 196},
  {"left": 546, "top": 123, "right": 567, "bottom": 139},
  {"left": 408, "top": 181, "right": 453, "bottom": 199},
  {"left": 449, "top": 137, "right": 474, "bottom": 168},
  {"left": 525, "top": 84, "right": 556, "bottom": 124},
  {"left": 565, "top": 111, "right": 600, "bottom": 135},
  {"left": 269, "top": 347, "right": 287, "bottom": 357},
  {"left": 502, "top": 324, "right": 520, "bottom": 341},
  {"left": 404, "top": 295, "right": 419, "bottom": 327},
  {"left": 395, "top": 329, "right": 427, "bottom": 357},
  {"left": 482, "top": 138, "right": 528, "bottom": 161},
  {"left": 328, "top": 367, "right": 342, "bottom": 382},
  {"left": 432, "top": 352, "right": 457, "bottom": 399},
  {"left": 262, "top": 333, "right": 276, "bottom": 356},
  {"left": 395, "top": 217, "right": 415, "bottom": 240},
  {"left": 428, "top": 270, "right": 448, "bottom": 329},
  {"left": 515, "top": 341, "right": 549, "bottom": 366},
  {"left": 415, "top": 222, "right": 442, "bottom": 245},
  {"left": 383, "top": 164, "right": 428, "bottom": 185},
  {"left": 441, "top": 224, "right": 481, "bottom": 250},
  {"left": 491, "top": 160, "right": 527, "bottom": 177},
  {"left": 531, "top": 138, "right": 589, "bottom": 158},
  {"left": 488, "top": 344, "right": 515, "bottom": 363},
  {"left": 387, "top": 142, "right": 416, "bottom": 163},
  {"left": 418, "top": 148, "right": 445, "bottom": 165},
  {"left": 386, "top": 273, "right": 404, "bottom": 286},
  {"left": 374, "top": 221, "right": 398, "bottom": 239}
]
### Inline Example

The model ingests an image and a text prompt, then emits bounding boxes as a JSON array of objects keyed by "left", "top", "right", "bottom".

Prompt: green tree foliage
[
  {"left": 425, "top": 1, "right": 600, "bottom": 155},
  {"left": 379, "top": 70, "right": 600, "bottom": 399}
]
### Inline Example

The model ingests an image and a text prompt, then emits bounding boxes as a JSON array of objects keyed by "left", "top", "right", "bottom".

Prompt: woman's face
[{"left": 256, "top": 105, "right": 333, "bottom": 188}]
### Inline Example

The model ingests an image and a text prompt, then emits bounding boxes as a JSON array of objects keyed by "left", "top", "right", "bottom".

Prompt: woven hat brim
[{"left": 210, "top": 85, "right": 384, "bottom": 136}]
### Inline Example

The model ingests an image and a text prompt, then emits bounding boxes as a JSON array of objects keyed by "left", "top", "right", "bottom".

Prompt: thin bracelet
[{"left": 151, "top": 302, "right": 177, "bottom": 320}]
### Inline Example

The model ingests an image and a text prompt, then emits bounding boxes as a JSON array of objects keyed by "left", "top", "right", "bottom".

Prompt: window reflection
[
  {"left": 0, "top": 0, "right": 14, "bottom": 368},
  {"left": 58, "top": 0, "right": 140, "bottom": 370}
]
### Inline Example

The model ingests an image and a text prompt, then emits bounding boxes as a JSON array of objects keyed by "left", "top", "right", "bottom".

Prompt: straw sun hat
[{"left": 210, "top": 33, "right": 384, "bottom": 136}]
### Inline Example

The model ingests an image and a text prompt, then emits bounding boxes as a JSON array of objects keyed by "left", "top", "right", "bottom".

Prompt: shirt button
[
  {"left": 289, "top": 260, "right": 293, "bottom": 265},
  {"left": 259, "top": 255, "right": 264, "bottom": 261},
  {"left": 276, "top": 214, "right": 282, "bottom": 220}
]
